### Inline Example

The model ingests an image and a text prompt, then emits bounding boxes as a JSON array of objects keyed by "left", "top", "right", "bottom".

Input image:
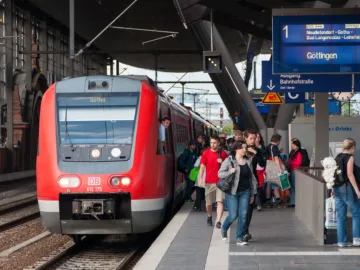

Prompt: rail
[
  {"left": 294, "top": 167, "right": 326, "bottom": 245},
  {"left": 0, "top": 170, "right": 35, "bottom": 183}
]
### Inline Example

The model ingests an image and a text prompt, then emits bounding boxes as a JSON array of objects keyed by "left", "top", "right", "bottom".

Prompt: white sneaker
[
  {"left": 236, "top": 239, "right": 248, "bottom": 246},
  {"left": 353, "top": 239, "right": 360, "bottom": 247},
  {"left": 337, "top": 243, "right": 352, "bottom": 248}
]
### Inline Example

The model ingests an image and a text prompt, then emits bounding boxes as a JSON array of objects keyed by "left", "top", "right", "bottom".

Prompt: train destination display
[{"left": 272, "top": 14, "right": 360, "bottom": 74}]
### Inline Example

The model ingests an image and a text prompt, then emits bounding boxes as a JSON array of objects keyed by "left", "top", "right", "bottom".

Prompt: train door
[{"left": 157, "top": 99, "right": 175, "bottom": 206}]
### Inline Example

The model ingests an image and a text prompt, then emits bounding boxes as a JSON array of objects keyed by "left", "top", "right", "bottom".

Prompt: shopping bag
[
  {"left": 325, "top": 197, "right": 337, "bottom": 229},
  {"left": 279, "top": 172, "right": 290, "bottom": 191},
  {"left": 265, "top": 145, "right": 285, "bottom": 186}
]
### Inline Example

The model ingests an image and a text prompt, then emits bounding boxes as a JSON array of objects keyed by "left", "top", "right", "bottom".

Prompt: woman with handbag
[{"left": 218, "top": 141, "right": 257, "bottom": 246}]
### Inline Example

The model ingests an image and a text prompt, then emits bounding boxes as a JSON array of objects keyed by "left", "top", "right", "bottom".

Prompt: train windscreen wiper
[{"left": 65, "top": 105, "right": 76, "bottom": 151}]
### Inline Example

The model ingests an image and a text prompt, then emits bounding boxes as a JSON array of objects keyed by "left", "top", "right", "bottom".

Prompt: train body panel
[{"left": 36, "top": 75, "right": 217, "bottom": 236}]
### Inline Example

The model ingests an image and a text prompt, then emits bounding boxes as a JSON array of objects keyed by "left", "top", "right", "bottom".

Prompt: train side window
[{"left": 157, "top": 120, "right": 170, "bottom": 155}]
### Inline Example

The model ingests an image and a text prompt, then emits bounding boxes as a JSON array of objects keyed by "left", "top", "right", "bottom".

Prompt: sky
[{"left": 107, "top": 54, "right": 272, "bottom": 121}]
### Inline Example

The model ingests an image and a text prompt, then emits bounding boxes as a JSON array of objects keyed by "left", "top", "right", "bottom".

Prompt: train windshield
[{"left": 57, "top": 93, "right": 139, "bottom": 145}]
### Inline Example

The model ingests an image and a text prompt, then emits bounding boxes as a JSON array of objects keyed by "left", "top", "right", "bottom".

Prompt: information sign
[
  {"left": 262, "top": 61, "right": 359, "bottom": 93},
  {"left": 285, "top": 92, "right": 306, "bottom": 104},
  {"left": 272, "top": 9, "right": 360, "bottom": 74}
]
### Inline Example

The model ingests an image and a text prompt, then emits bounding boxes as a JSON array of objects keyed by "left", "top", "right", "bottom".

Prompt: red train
[{"left": 36, "top": 75, "right": 218, "bottom": 243}]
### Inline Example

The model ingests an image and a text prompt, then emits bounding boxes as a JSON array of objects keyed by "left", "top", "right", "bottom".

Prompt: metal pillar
[
  {"left": 69, "top": 0, "right": 75, "bottom": 59},
  {"left": 314, "top": 93, "right": 329, "bottom": 167},
  {"left": 154, "top": 54, "right": 158, "bottom": 82},
  {"left": 24, "top": 11, "right": 32, "bottom": 91},
  {"left": 5, "top": 0, "right": 13, "bottom": 150},
  {"left": 54, "top": 30, "right": 62, "bottom": 80},
  {"left": 181, "top": 82, "right": 185, "bottom": 104},
  {"left": 110, "top": 59, "right": 114, "bottom": 75},
  {"left": 207, "top": 22, "right": 267, "bottom": 136},
  {"left": 39, "top": 20, "right": 48, "bottom": 73},
  {"left": 116, "top": 60, "right": 120, "bottom": 75},
  {"left": 274, "top": 104, "right": 297, "bottom": 157}
]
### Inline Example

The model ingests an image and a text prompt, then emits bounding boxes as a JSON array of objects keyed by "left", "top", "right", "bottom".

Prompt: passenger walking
[
  {"left": 243, "top": 129, "right": 265, "bottom": 241},
  {"left": 218, "top": 141, "right": 257, "bottom": 245},
  {"left": 333, "top": 138, "right": 360, "bottom": 247},
  {"left": 179, "top": 140, "right": 198, "bottom": 202},
  {"left": 264, "top": 134, "right": 284, "bottom": 207},
  {"left": 193, "top": 147, "right": 208, "bottom": 211},
  {"left": 288, "top": 138, "right": 304, "bottom": 207},
  {"left": 199, "top": 136, "right": 228, "bottom": 227},
  {"left": 255, "top": 132, "right": 266, "bottom": 208}
]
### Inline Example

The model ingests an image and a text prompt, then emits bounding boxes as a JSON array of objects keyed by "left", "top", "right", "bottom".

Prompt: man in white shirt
[{"left": 159, "top": 117, "right": 171, "bottom": 153}]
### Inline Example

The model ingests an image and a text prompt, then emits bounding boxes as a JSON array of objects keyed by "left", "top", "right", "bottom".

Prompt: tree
[
  {"left": 342, "top": 102, "right": 357, "bottom": 116},
  {"left": 222, "top": 125, "right": 233, "bottom": 136}
]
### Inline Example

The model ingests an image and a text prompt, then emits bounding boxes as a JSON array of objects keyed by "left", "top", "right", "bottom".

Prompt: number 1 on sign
[{"left": 283, "top": 25, "right": 288, "bottom": 38}]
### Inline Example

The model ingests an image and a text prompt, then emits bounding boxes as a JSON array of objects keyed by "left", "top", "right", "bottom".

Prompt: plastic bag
[
  {"left": 189, "top": 167, "right": 199, "bottom": 182},
  {"left": 325, "top": 197, "right": 337, "bottom": 229}
]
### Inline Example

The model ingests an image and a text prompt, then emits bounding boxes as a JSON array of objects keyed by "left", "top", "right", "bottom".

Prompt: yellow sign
[{"left": 261, "top": 92, "right": 283, "bottom": 104}]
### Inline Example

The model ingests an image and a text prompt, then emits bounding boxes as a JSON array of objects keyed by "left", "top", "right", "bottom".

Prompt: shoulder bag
[{"left": 217, "top": 157, "right": 236, "bottom": 193}]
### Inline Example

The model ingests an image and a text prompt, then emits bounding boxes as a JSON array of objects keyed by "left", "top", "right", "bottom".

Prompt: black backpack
[
  {"left": 300, "top": 148, "right": 310, "bottom": 167},
  {"left": 334, "top": 154, "right": 349, "bottom": 186},
  {"left": 177, "top": 149, "right": 189, "bottom": 173}
]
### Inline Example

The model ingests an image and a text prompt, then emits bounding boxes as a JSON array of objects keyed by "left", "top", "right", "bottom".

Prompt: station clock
[{"left": 331, "top": 92, "right": 354, "bottom": 102}]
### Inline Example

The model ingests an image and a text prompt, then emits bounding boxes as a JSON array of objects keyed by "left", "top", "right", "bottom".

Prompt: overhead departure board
[{"left": 272, "top": 9, "right": 360, "bottom": 74}]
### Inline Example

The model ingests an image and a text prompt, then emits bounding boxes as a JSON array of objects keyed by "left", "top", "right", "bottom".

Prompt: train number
[{"left": 86, "top": 186, "right": 102, "bottom": 192}]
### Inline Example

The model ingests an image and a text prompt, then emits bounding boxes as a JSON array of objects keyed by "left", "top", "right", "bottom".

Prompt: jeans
[
  {"left": 185, "top": 174, "right": 194, "bottom": 200},
  {"left": 289, "top": 171, "right": 296, "bottom": 205},
  {"left": 244, "top": 194, "right": 256, "bottom": 235},
  {"left": 224, "top": 196, "right": 228, "bottom": 211},
  {"left": 334, "top": 184, "right": 360, "bottom": 245},
  {"left": 222, "top": 189, "right": 251, "bottom": 240}
]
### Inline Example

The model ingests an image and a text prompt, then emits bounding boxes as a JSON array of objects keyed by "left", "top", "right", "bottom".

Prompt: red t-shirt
[{"left": 201, "top": 149, "right": 228, "bottom": 184}]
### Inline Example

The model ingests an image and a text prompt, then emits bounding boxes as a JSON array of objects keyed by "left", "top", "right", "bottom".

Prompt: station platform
[{"left": 135, "top": 203, "right": 360, "bottom": 270}]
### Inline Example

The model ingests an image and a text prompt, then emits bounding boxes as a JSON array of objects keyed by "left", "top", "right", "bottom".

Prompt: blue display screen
[
  {"left": 273, "top": 15, "right": 360, "bottom": 74},
  {"left": 304, "top": 100, "right": 341, "bottom": 115},
  {"left": 254, "top": 101, "right": 271, "bottom": 114}
]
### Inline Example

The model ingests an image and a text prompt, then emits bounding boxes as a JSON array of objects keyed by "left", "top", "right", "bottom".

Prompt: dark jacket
[
  {"left": 248, "top": 145, "right": 266, "bottom": 180},
  {"left": 179, "top": 148, "right": 197, "bottom": 172}
]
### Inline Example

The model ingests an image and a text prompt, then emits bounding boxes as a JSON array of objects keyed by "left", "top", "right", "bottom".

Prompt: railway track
[
  {"left": 0, "top": 197, "right": 39, "bottom": 232},
  {"left": 27, "top": 236, "right": 143, "bottom": 270}
]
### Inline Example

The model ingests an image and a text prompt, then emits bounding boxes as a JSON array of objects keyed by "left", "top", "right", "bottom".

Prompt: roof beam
[
  {"left": 204, "top": 12, "right": 272, "bottom": 40},
  {"left": 199, "top": 0, "right": 271, "bottom": 25}
]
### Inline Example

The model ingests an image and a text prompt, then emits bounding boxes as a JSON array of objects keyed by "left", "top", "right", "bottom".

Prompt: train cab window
[{"left": 57, "top": 93, "right": 139, "bottom": 146}]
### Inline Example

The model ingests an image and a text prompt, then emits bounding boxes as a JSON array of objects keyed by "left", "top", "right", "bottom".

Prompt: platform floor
[{"left": 135, "top": 203, "right": 360, "bottom": 270}]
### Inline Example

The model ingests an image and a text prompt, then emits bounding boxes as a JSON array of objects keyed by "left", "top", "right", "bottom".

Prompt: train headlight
[
  {"left": 121, "top": 177, "right": 131, "bottom": 187},
  {"left": 110, "top": 177, "right": 120, "bottom": 186},
  {"left": 58, "top": 176, "right": 80, "bottom": 188},
  {"left": 109, "top": 176, "right": 132, "bottom": 188},
  {"left": 91, "top": 149, "right": 101, "bottom": 158},
  {"left": 111, "top": 148, "right": 121, "bottom": 158}
]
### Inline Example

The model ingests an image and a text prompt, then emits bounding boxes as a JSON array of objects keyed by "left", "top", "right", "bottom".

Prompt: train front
[{"left": 37, "top": 76, "right": 164, "bottom": 238}]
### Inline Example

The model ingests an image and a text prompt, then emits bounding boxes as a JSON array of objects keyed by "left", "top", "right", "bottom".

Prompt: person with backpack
[
  {"left": 193, "top": 147, "right": 209, "bottom": 211},
  {"left": 288, "top": 138, "right": 308, "bottom": 207},
  {"left": 178, "top": 140, "right": 198, "bottom": 202},
  {"left": 333, "top": 138, "right": 360, "bottom": 247}
]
